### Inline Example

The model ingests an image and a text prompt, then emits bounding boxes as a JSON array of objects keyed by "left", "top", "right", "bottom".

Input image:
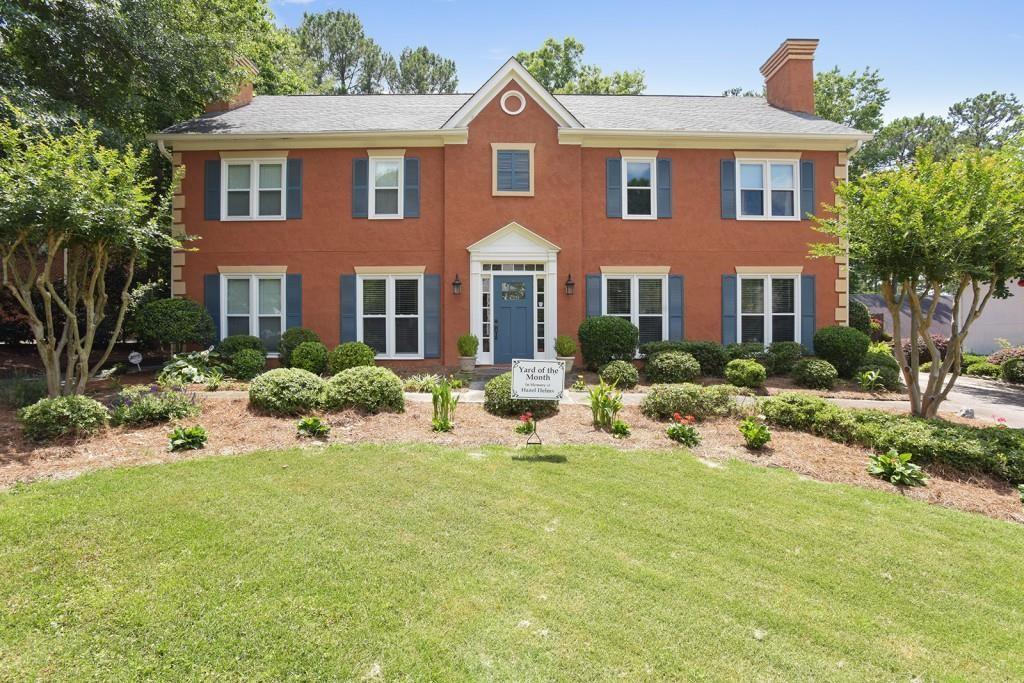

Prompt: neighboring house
[
  {"left": 853, "top": 293, "right": 954, "bottom": 339},
  {"left": 958, "top": 283, "right": 1024, "bottom": 354},
  {"left": 151, "top": 39, "right": 869, "bottom": 367}
]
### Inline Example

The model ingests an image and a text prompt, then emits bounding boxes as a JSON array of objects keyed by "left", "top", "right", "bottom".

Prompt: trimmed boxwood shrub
[
  {"left": 578, "top": 316, "right": 639, "bottom": 369},
  {"left": 327, "top": 342, "right": 376, "bottom": 375},
  {"left": 862, "top": 350, "right": 900, "bottom": 372},
  {"left": 641, "top": 340, "right": 729, "bottom": 376},
  {"left": 279, "top": 327, "right": 321, "bottom": 367},
  {"left": 965, "top": 361, "right": 1001, "bottom": 378},
  {"left": 758, "top": 393, "right": 856, "bottom": 443},
  {"left": 646, "top": 351, "right": 701, "bottom": 384},
  {"left": 18, "top": 395, "right": 109, "bottom": 441},
  {"left": 483, "top": 372, "right": 558, "bottom": 418},
  {"left": 640, "top": 383, "right": 741, "bottom": 421},
  {"left": 290, "top": 341, "right": 328, "bottom": 375},
  {"left": 724, "top": 359, "right": 766, "bottom": 389},
  {"left": 848, "top": 300, "right": 872, "bottom": 336},
  {"left": 323, "top": 366, "right": 404, "bottom": 414},
  {"left": 725, "top": 342, "right": 766, "bottom": 361},
  {"left": 216, "top": 335, "right": 265, "bottom": 360},
  {"left": 765, "top": 341, "right": 804, "bottom": 375},
  {"left": 248, "top": 368, "right": 325, "bottom": 415},
  {"left": 856, "top": 364, "right": 901, "bottom": 391},
  {"left": 230, "top": 348, "right": 266, "bottom": 380},
  {"left": 987, "top": 347, "right": 1024, "bottom": 366},
  {"left": 599, "top": 360, "right": 639, "bottom": 389},
  {"left": 792, "top": 358, "right": 838, "bottom": 390},
  {"left": 133, "top": 298, "right": 215, "bottom": 349},
  {"left": 813, "top": 325, "right": 870, "bottom": 378},
  {"left": 1001, "top": 358, "right": 1024, "bottom": 384}
]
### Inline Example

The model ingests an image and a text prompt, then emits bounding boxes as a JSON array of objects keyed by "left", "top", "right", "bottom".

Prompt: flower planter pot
[
  {"left": 459, "top": 356, "right": 476, "bottom": 373},
  {"left": 557, "top": 356, "right": 575, "bottom": 373}
]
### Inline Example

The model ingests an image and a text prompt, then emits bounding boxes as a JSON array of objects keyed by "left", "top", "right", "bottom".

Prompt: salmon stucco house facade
[{"left": 152, "top": 38, "right": 869, "bottom": 367}]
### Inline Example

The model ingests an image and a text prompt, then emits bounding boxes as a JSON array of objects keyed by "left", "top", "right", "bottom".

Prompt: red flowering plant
[
  {"left": 515, "top": 411, "right": 536, "bottom": 435},
  {"left": 666, "top": 412, "right": 701, "bottom": 447}
]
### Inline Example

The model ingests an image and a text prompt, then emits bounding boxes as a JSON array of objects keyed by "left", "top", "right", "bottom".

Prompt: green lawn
[{"left": 1, "top": 445, "right": 1022, "bottom": 681}]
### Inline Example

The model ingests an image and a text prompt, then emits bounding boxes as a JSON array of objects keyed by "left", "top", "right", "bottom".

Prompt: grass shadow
[{"left": 511, "top": 453, "right": 568, "bottom": 464}]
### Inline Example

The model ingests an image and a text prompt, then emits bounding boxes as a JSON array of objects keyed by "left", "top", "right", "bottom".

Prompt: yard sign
[{"left": 510, "top": 359, "right": 565, "bottom": 401}]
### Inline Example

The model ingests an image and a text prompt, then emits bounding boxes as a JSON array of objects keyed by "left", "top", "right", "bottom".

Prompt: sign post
[{"left": 510, "top": 359, "right": 565, "bottom": 446}]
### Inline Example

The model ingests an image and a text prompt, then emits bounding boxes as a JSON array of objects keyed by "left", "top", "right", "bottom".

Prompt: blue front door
[{"left": 494, "top": 275, "right": 534, "bottom": 364}]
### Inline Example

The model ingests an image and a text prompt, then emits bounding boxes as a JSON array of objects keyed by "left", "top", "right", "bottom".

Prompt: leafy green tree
[
  {"left": 812, "top": 146, "right": 1024, "bottom": 418},
  {"left": 388, "top": 47, "right": 458, "bottom": 94},
  {"left": 722, "top": 87, "right": 764, "bottom": 97},
  {"left": 854, "top": 114, "right": 954, "bottom": 174},
  {"left": 813, "top": 67, "right": 889, "bottom": 133},
  {"left": 0, "top": 112, "right": 178, "bottom": 396},
  {"left": 296, "top": 10, "right": 367, "bottom": 94},
  {"left": 517, "top": 37, "right": 645, "bottom": 95},
  {"left": 947, "top": 91, "right": 1024, "bottom": 149},
  {"left": 250, "top": 27, "right": 316, "bottom": 96},
  {"left": 355, "top": 40, "right": 395, "bottom": 94}
]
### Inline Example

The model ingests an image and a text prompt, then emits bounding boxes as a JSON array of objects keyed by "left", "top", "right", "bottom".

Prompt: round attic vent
[{"left": 500, "top": 90, "right": 526, "bottom": 116}]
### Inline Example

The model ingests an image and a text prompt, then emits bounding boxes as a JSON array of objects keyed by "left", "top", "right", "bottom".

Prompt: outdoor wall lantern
[
  {"left": 564, "top": 274, "right": 575, "bottom": 296},
  {"left": 452, "top": 274, "right": 462, "bottom": 295}
]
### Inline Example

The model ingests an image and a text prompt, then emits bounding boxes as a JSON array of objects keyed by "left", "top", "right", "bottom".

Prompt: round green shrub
[
  {"left": 863, "top": 350, "right": 900, "bottom": 372},
  {"left": 640, "top": 340, "right": 729, "bottom": 376},
  {"left": 724, "top": 359, "right": 766, "bottom": 389},
  {"left": 646, "top": 351, "right": 701, "bottom": 384},
  {"left": 577, "top": 316, "right": 639, "bottom": 369},
  {"left": 279, "top": 327, "right": 321, "bottom": 367},
  {"left": 290, "top": 341, "right": 328, "bottom": 375},
  {"left": 483, "top": 372, "right": 558, "bottom": 418},
  {"left": 554, "top": 335, "right": 577, "bottom": 357},
  {"left": 133, "top": 298, "right": 215, "bottom": 349},
  {"left": 18, "top": 395, "right": 109, "bottom": 442},
  {"left": 600, "top": 360, "right": 639, "bottom": 389},
  {"left": 725, "top": 342, "right": 766, "bottom": 361},
  {"left": 1001, "top": 358, "right": 1024, "bottom": 384},
  {"left": 640, "top": 383, "right": 741, "bottom": 421},
  {"left": 813, "top": 325, "right": 870, "bottom": 378},
  {"left": 231, "top": 348, "right": 267, "bottom": 380},
  {"left": 965, "top": 361, "right": 1001, "bottom": 378},
  {"left": 327, "top": 342, "right": 376, "bottom": 375},
  {"left": 248, "top": 368, "right": 325, "bottom": 415},
  {"left": 791, "top": 358, "right": 838, "bottom": 390},
  {"left": 856, "top": 364, "right": 901, "bottom": 391},
  {"left": 323, "top": 366, "right": 404, "bottom": 414},
  {"left": 848, "top": 300, "right": 872, "bottom": 336},
  {"left": 216, "top": 335, "right": 265, "bottom": 360},
  {"left": 457, "top": 333, "right": 479, "bottom": 357},
  {"left": 765, "top": 341, "right": 805, "bottom": 375}
]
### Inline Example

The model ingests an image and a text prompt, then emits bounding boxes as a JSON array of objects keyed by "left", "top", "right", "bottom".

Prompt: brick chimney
[
  {"left": 760, "top": 39, "right": 818, "bottom": 114},
  {"left": 205, "top": 56, "right": 259, "bottom": 114}
]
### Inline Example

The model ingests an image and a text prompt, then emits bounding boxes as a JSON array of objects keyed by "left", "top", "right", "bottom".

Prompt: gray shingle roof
[{"left": 160, "top": 93, "right": 864, "bottom": 138}]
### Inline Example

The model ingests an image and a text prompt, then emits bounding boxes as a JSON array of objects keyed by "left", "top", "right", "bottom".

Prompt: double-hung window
[
  {"left": 222, "top": 274, "right": 285, "bottom": 353},
  {"left": 369, "top": 156, "right": 403, "bottom": 219},
  {"left": 738, "top": 275, "right": 799, "bottom": 345},
  {"left": 622, "top": 157, "right": 657, "bottom": 219},
  {"left": 358, "top": 274, "right": 423, "bottom": 358},
  {"left": 603, "top": 274, "right": 667, "bottom": 345},
  {"left": 222, "top": 159, "right": 286, "bottom": 220},
  {"left": 737, "top": 160, "right": 798, "bottom": 219}
]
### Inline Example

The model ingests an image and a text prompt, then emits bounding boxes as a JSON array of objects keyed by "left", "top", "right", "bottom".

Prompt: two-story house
[{"left": 152, "top": 39, "right": 869, "bottom": 367}]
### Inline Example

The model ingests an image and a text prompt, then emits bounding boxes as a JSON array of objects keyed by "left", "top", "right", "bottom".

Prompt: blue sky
[{"left": 268, "top": 0, "right": 1023, "bottom": 120}]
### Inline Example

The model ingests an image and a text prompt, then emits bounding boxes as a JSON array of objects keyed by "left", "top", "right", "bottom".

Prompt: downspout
[
  {"left": 156, "top": 138, "right": 176, "bottom": 298},
  {"left": 157, "top": 138, "right": 173, "bottom": 163}
]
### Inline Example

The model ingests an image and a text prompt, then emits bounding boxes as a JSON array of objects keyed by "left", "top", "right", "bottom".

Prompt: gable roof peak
[{"left": 442, "top": 58, "right": 582, "bottom": 130}]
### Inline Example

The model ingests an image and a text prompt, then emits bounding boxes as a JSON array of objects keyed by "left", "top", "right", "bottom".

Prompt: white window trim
[
  {"left": 219, "top": 273, "right": 286, "bottom": 357},
  {"left": 621, "top": 156, "right": 658, "bottom": 220},
  {"left": 491, "top": 143, "right": 535, "bottom": 197},
  {"left": 220, "top": 158, "right": 287, "bottom": 221},
  {"left": 736, "top": 274, "right": 801, "bottom": 346},
  {"left": 356, "top": 274, "right": 424, "bottom": 359},
  {"left": 368, "top": 156, "right": 404, "bottom": 220},
  {"left": 735, "top": 159, "right": 800, "bottom": 221},
  {"left": 601, "top": 274, "right": 669, "bottom": 347}
]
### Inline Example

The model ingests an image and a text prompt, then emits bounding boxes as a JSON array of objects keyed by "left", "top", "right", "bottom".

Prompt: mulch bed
[{"left": 1, "top": 396, "right": 1021, "bottom": 524}]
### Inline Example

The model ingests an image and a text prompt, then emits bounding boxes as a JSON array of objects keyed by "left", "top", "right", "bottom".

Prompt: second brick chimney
[
  {"left": 760, "top": 38, "right": 818, "bottom": 114},
  {"left": 205, "top": 56, "right": 259, "bottom": 114}
]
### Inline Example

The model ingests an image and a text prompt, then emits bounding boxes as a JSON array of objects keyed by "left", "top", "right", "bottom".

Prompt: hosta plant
[
  {"left": 297, "top": 416, "right": 330, "bottom": 439},
  {"left": 168, "top": 425, "right": 207, "bottom": 451},
  {"left": 857, "top": 368, "right": 885, "bottom": 392},
  {"left": 738, "top": 416, "right": 772, "bottom": 450},
  {"left": 867, "top": 449, "right": 927, "bottom": 487},
  {"left": 610, "top": 420, "right": 631, "bottom": 439}
]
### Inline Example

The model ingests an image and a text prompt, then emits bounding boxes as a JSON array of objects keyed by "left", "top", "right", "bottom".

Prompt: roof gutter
[
  {"left": 147, "top": 128, "right": 470, "bottom": 151},
  {"left": 558, "top": 128, "right": 872, "bottom": 151}
]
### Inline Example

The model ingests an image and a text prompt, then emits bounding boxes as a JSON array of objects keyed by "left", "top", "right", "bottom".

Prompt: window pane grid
[
  {"left": 738, "top": 276, "right": 798, "bottom": 346},
  {"left": 224, "top": 161, "right": 284, "bottom": 219},
  {"left": 359, "top": 275, "right": 422, "bottom": 358},
  {"left": 370, "top": 158, "right": 402, "bottom": 217},
  {"left": 738, "top": 161, "right": 798, "bottom": 218},
  {"left": 624, "top": 159, "right": 655, "bottom": 217},
  {"left": 604, "top": 275, "right": 665, "bottom": 347},
  {"left": 223, "top": 276, "right": 283, "bottom": 353}
]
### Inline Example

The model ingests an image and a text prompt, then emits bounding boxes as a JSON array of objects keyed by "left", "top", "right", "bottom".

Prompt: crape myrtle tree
[
  {"left": 811, "top": 145, "right": 1024, "bottom": 418},
  {"left": 0, "top": 111, "right": 178, "bottom": 396}
]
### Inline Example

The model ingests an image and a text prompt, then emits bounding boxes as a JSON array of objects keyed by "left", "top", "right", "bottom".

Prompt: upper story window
[
  {"left": 603, "top": 273, "right": 668, "bottom": 345},
  {"left": 622, "top": 157, "right": 657, "bottom": 219},
  {"left": 737, "top": 160, "right": 798, "bottom": 220},
  {"left": 369, "top": 156, "right": 404, "bottom": 219},
  {"left": 492, "top": 143, "right": 534, "bottom": 196},
  {"left": 738, "top": 274, "right": 799, "bottom": 345},
  {"left": 222, "top": 159, "right": 286, "bottom": 220}
]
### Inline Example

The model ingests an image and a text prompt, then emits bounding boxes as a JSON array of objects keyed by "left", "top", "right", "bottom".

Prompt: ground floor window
[
  {"left": 358, "top": 274, "right": 423, "bottom": 359},
  {"left": 739, "top": 274, "right": 798, "bottom": 345},
  {"left": 222, "top": 274, "right": 285, "bottom": 352},
  {"left": 602, "top": 274, "right": 667, "bottom": 345}
]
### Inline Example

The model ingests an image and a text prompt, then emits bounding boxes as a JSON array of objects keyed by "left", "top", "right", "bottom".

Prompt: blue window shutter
[
  {"left": 722, "top": 275, "right": 737, "bottom": 345},
  {"left": 203, "top": 274, "right": 221, "bottom": 339},
  {"left": 340, "top": 274, "right": 356, "bottom": 343},
  {"left": 204, "top": 160, "right": 220, "bottom": 221},
  {"left": 285, "top": 274, "right": 302, "bottom": 330},
  {"left": 286, "top": 158, "right": 303, "bottom": 219},
  {"left": 668, "top": 275, "right": 684, "bottom": 340},
  {"left": 424, "top": 274, "right": 441, "bottom": 358},
  {"left": 606, "top": 158, "right": 622, "bottom": 218},
  {"left": 496, "top": 150, "right": 530, "bottom": 192},
  {"left": 404, "top": 157, "right": 420, "bottom": 217},
  {"left": 720, "top": 159, "right": 736, "bottom": 219},
  {"left": 800, "top": 159, "right": 816, "bottom": 219},
  {"left": 657, "top": 158, "right": 672, "bottom": 218},
  {"left": 801, "top": 275, "right": 816, "bottom": 352},
  {"left": 352, "top": 158, "right": 368, "bottom": 218},
  {"left": 586, "top": 274, "right": 602, "bottom": 318}
]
